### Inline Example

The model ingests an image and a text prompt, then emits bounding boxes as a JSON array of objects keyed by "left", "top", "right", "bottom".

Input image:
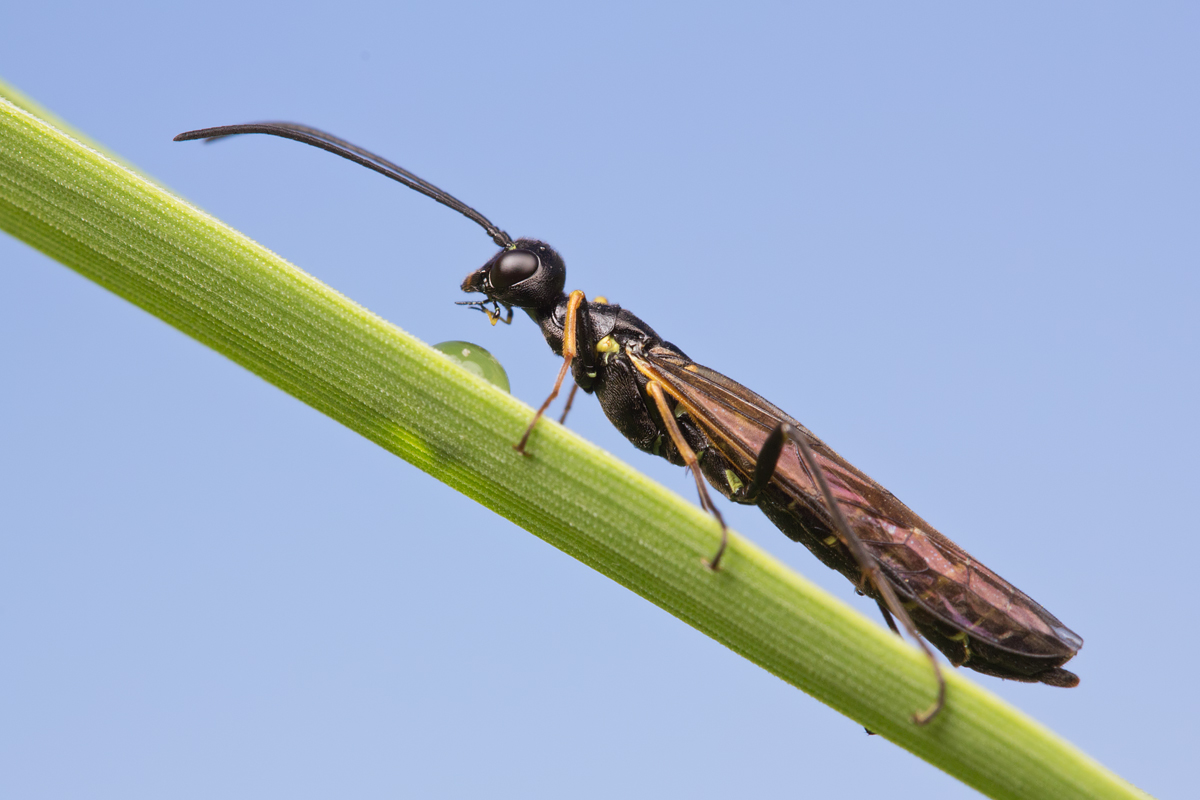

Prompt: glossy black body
[
  {"left": 175, "top": 123, "right": 1082, "bottom": 688},
  {"left": 463, "top": 238, "right": 1082, "bottom": 687}
]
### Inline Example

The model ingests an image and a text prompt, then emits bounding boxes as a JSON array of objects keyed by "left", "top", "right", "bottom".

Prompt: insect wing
[{"left": 629, "top": 347, "right": 1082, "bottom": 661}]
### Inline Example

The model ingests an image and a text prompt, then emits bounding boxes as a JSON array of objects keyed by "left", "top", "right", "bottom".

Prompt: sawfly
[{"left": 175, "top": 122, "right": 1084, "bottom": 723}]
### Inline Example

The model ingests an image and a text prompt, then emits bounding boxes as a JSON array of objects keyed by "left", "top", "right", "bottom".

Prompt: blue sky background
[{"left": 2, "top": 3, "right": 1196, "bottom": 798}]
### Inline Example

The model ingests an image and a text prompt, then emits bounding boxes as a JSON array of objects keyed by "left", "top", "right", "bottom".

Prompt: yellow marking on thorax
[{"left": 595, "top": 334, "right": 620, "bottom": 365}]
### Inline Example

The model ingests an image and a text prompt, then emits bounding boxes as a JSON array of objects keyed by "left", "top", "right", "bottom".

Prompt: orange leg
[
  {"left": 515, "top": 290, "right": 586, "bottom": 454},
  {"left": 645, "top": 381, "right": 729, "bottom": 570}
]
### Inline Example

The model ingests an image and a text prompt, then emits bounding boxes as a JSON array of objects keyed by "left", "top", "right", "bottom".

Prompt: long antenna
[{"left": 174, "top": 122, "right": 512, "bottom": 248}]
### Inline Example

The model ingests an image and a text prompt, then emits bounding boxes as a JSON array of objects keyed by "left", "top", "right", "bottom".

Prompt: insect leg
[
  {"left": 645, "top": 382, "right": 729, "bottom": 571},
  {"left": 731, "top": 423, "right": 788, "bottom": 504},
  {"left": 875, "top": 599, "right": 901, "bottom": 635},
  {"left": 734, "top": 422, "right": 945, "bottom": 722},
  {"left": 515, "top": 291, "right": 587, "bottom": 454},
  {"left": 557, "top": 296, "right": 607, "bottom": 425},
  {"left": 558, "top": 384, "right": 580, "bottom": 424},
  {"left": 789, "top": 431, "right": 947, "bottom": 725}
]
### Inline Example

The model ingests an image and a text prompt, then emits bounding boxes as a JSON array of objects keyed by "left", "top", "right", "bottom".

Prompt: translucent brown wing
[{"left": 629, "top": 346, "right": 1082, "bottom": 661}]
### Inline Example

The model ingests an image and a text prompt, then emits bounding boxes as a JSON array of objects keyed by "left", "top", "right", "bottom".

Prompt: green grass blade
[{"left": 0, "top": 90, "right": 1149, "bottom": 800}]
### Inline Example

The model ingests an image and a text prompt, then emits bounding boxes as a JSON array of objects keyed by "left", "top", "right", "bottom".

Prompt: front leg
[
  {"left": 515, "top": 290, "right": 595, "bottom": 454},
  {"left": 557, "top": 297, "right": 608, "bottom": 425}
]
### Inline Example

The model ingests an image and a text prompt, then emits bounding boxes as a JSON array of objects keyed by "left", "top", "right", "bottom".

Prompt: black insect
[{"left": 175, "top": 122, "right": 1084, "bottom": 723}]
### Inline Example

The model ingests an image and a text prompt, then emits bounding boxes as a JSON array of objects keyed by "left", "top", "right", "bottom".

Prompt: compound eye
[{"left": 490, "top": 249, "right": 539, "bottom": 290}]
